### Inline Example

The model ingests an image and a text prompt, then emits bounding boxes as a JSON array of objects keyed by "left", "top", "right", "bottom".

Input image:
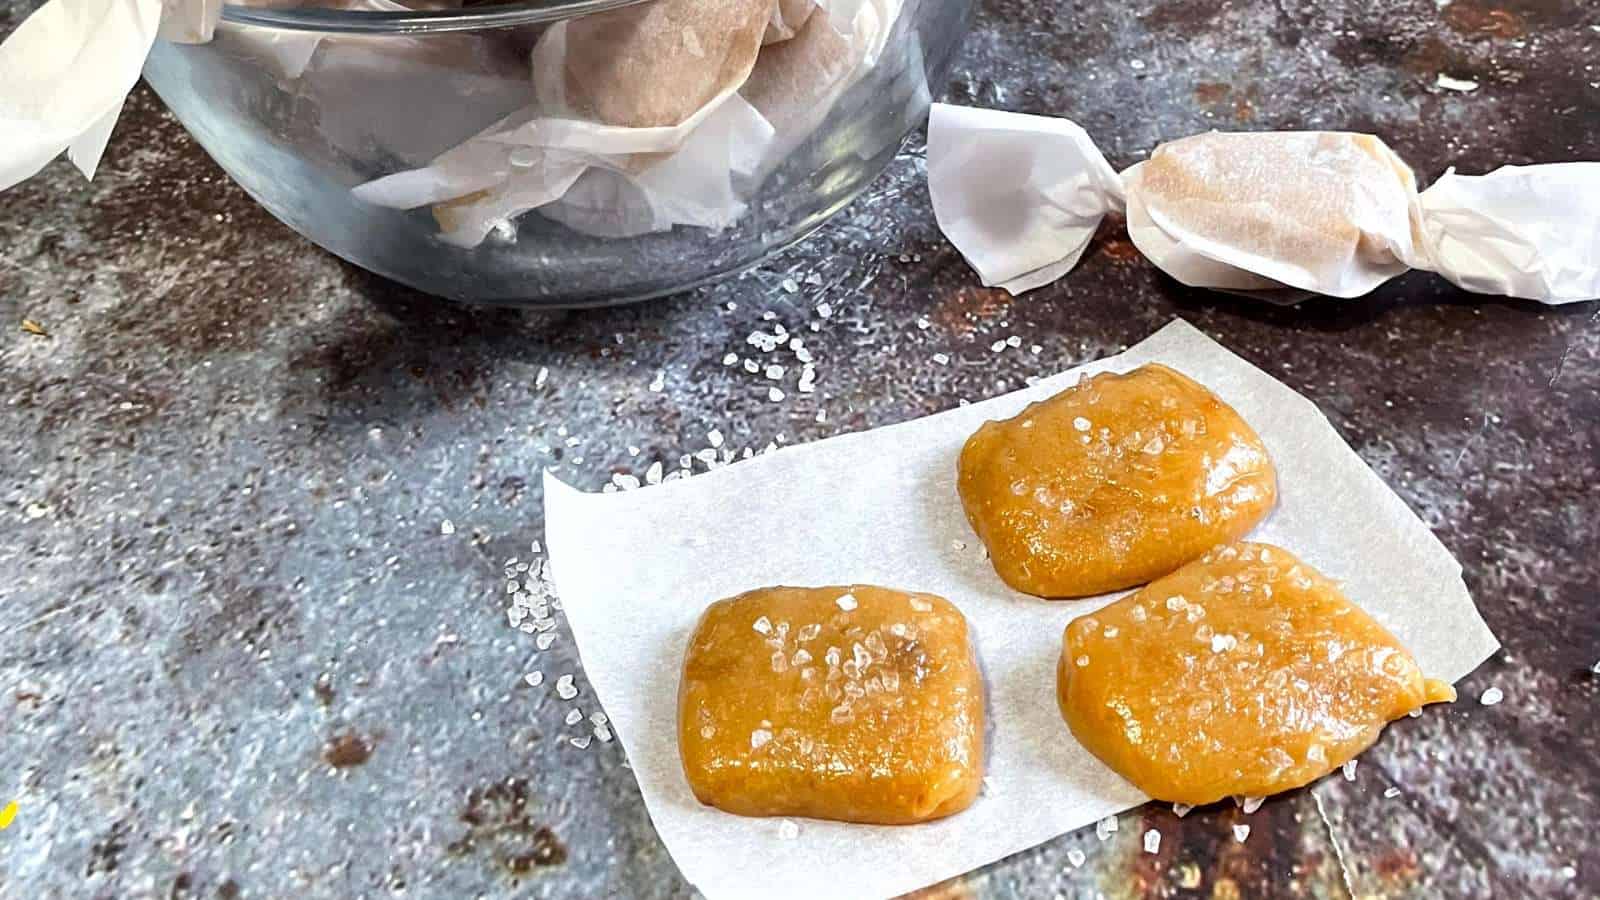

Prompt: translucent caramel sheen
[
  {"left": 678, "top": 585, "right": 984, "bottom": 824},
  {"left": 958, "top": 364, "right": 1277, "bottom": 598},
  {"left": 1057, "top": 542, "right": 1455, "bottom": 805}
]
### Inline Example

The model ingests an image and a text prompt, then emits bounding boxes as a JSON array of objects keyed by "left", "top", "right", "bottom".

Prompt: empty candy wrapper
[{"left": 927, "top": 103, "right": 1600, "bottom": 303}]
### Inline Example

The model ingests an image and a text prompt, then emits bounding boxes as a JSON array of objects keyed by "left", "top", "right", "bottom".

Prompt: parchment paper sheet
[{"left": 543, "top": 319, "right": 1499, "bottom": 900}]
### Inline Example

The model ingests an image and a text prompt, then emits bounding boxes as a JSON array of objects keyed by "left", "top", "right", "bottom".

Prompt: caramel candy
[
  {"left": 548, "top": 0, "right": 771, "bottom": 128},
  {"left": 678, "top": 585, "right": 984, "bottom": 824},
  {"left": 957, "top": 363, "right": 1277, "bottom": 598},
  {"left": 1057, "top": 542, "right": 1455, "bottom": 805}
]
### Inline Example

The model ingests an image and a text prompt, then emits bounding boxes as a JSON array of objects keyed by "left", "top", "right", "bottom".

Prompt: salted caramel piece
[
  {"left": 957, "top": 363, "right": 1277, "bottom": 598},
  {"left": 1057, "top": 542, "right": 1455, "bottom": 805},
  {"left": 678, "top": 585, "right": 984, "bottom": 824}
]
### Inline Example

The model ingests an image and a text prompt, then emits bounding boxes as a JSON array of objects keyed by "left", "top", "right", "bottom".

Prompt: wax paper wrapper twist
[
  {"left": 927, "top": 103, "right": 1600, "bottom": 302},
  {"left": 0, "top": 0, "right": 224, "bottom": 192},
  {"left": 542, "top": 319, "right": 1499, "bottom": 900}
]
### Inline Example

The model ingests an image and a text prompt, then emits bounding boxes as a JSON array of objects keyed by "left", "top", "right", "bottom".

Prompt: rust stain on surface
[
  {"left": 449, "top": 778, "right": 568, "bottom": 878},
  {"left": 1442, "top": 1, "right": 1526, "bottom": 38},
  {"left": 323, "top": 731, "right": 376, "bottom": 768},
  {"left": 931, "top": 285, "right": 1012, "bottom": 335}
]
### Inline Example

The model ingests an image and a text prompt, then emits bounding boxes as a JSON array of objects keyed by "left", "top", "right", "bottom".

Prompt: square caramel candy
[
  {"left": 1057, "top": 541, "right": 1454, "bottom": 805},
  {"left": 678, "top": 585, "right": 984, "bottom": 824},
  {"left": 958, "top": 363, "right": 1277, "bottom": 598}
]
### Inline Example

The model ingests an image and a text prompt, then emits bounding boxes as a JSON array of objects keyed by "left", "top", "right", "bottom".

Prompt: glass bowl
[{"left": 141, "top": 0, "right": 972, "bottom": 305}]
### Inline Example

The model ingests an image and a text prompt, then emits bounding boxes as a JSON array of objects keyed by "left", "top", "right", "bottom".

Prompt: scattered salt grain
[
  {"left": 1005, "top": 335, "right": 1022, "bottom": 348},
  {"left": 1233, "top": 824, "right": 1251, "bottom": 843},
  {"left": 1095, "top": 816, "right": 1118, "bottom": 841},
  {"left": 555, "top": 675, "right": 578, "bottom": 700},
  {"left": 1383, "top": 786, "right": 1401, "bottom": 798},
  {"left": 932, "top": 353, "right": 950, "bottom": 366},
  {"left": 750, "top": 728, "right": 773, "bottom": 749},
  {"left": 440, "top": 519, "right": 455, "bottom": 535},
  {"left": 836, "top": 593, "right": 858, "bottom": 611},
  {"left": 797, "top": 367, "right": 817, "bottom": 394},
  {"left": 1342, "top": 760, "right": 1358, "bottom": 781},
  {"left": 569, "top": 735, "right": 592, "bottom": 749},
  {"left": 1143, "top": 829, "right": 1161, "bottom": 854},
  {"left": 645, "top": 462, "right": 664, "bottom": 485},
  {"left": 816, "top": 302, "right": 833, "bottom": 319},
  {"left": 707, "top": 429, "right": 725, "bottom": 448},
  {"left": 1239, "top": 796, "right": 1264, "bottom": 814},
  {"left": 611, "top": 473, "right": 641, "bottom": 490},
  {"left": 523, "top": 672, "right": 543, "bottom": 687},
  {"left": 1172, "top": 803, "right": 1192, "bottom": 818},
  {"left": 990, "top": 340, "right": 1006, "bottom": 353},
  {"left": 536, "top": 633, "right": 556, "bottom": 651},
  {"left": 1066, "top": 848, "right": 1086, "bottom": 868},
  {"left": 1480, "top": 686, "right": 1504, "bottom": 706},
  {"left": 535, "top": 367, "right": 549, "bottom": 388},
  {"left": 768, "top": 387, "right": 786, "bottom": 402},
  {"left": 777, "top": 819, "right": 800, "bottom": 839},
  {"left": 1073, "top": 416, "right": 1091, "bottom": 432},
  {"left": 951, "top": 539, "right": 967, "bottom": 551},
  {"left": 594, "top": 723, "right": 613, "bottom": 742},
  {"left": 743, "top": 359, "right": 760, "bottom": 374},
  {"left": 765, "top": 364, "right": 786, "bottom": 380},
  {"left": 648, "top": 372, "right": 665, "bottom": 392},
  {"left": 565, "top": 709, "right": 583, "bottom": 725},
  {"left": 753, "top": 616, "right": 773, "bottom": 635},
  {"left": 1436, "top": 73, "right": 1480, "bottom": 92},
  {"left": 722, "top": 352, "right": 738, "bottom": 366},
  {"left": 1210, "top": 634, "right": 1238, "bottom": 653},
  {"left": 781, "top": 278, "right": 800, "bottom": 293}
]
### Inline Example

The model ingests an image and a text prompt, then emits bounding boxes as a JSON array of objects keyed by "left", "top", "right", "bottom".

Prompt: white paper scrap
[
  {"left": 544, "top": 319, "right": 1499, "bottom": 900},
  {"left": 0, "top": 0, "right": 163, "bottom": 191}
]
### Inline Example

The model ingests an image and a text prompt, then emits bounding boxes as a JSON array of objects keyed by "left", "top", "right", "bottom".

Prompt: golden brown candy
[
  {"left": 1057, "top": 542, "right": 1455, "bottom": 805},
  {"left": 678, "top": 585, "right": 984, "bottom": 824},
  {"left": 957, "top": 363, "right": 1277, "bottom": 598}
]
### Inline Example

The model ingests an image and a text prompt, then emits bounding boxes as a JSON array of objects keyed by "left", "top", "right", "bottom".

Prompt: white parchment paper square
[{"left": 544, "top": 318, "right": 1498, "bottom": 900}]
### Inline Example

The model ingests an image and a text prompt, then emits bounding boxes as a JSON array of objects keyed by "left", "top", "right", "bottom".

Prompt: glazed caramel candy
[
  {"left": 1058, "top": 542, "right": 1455, "bottom": 805},
  {"left": 678, "top": 585, "right": 984, "bottom": 824},
  {"left": 957, "top": 363, "right": 1277, "bottom": 598}
]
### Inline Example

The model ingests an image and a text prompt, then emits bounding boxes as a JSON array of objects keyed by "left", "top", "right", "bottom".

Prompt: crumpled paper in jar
[
  {"left": 352, "top": 0, "right": 904, "bottom": 244},
  {"left": 542, "top": 318, "right": 1499, "bottom": 900},
  {"left": 927, "top": 103, "right": 1600, "bottom": 302}
]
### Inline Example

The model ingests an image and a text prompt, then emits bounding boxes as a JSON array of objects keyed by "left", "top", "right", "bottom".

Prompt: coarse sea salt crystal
[
  {"left": 753, "top": 616, "right": 773, "bottom": 635},
  {"left": 569, "top": 735, "right": 592, "bottom": 749},
  {"left": 1239, "top": 796, "right": 1264, "bottom": 814},
  {"left": 1073, "top": 416, "right": 1091, "bottom": 432},
  {"left": 1095, "top": 816, "right": 1117, "bottom": 841},
  {"left": 523, "top": 671, "right": 543, "bottom": 687},
  {"left": 1480, "top": 686, "right": 1504, "bottom": 706},
  {"left": 1066, "top": 847, "right": 1086, "bottom": 868},
  {"left": 1233, "top": 824, "right": 1250, "bottom": 843},
  {"left": 750, "top": 728, "right": 773, "bottom": 749},
  {"left": 555, "top": 675, "right": 578, "bottom": 700},
  {"left": 1172, "top": 803, "right": 1192, "bottom": 818},
  {"left": 1143, "top": 829, "right": 1161, "bottom": 854},
  {"left": 836, "top": 592, "right": 858, "bottom": 611},
  {"left": 536, "top": 632, "right": 556, "bottom": 650},
  {"left": 1342, "top": 760, "right": 1358, "bottom": 781},
  {"left": 565, "top": 709, "right": 583, "bottom": 725}
]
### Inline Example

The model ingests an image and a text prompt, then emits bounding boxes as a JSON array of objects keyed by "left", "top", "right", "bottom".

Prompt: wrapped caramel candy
[{"left": 928, "top": 103, "right": 1600, "bottom": 302}]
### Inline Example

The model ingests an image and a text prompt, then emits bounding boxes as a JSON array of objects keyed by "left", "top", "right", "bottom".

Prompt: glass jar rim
[{"left": 220, "top": 0, "right": 651, "bottom": 34}]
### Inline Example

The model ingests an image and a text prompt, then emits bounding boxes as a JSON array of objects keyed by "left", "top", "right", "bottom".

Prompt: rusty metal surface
[{"left": 1, "top": 0, "right": 1597, "bottom": 898}]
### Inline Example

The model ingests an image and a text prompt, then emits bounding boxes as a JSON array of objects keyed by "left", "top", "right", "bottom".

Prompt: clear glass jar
[{"left": 142, "top": 0, "right": 972, "bottom": 305}]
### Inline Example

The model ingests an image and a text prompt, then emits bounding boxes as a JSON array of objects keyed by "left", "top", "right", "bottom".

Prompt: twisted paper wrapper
[{"left": 928, "top": 103, "right": 1600, "bottom": 303}]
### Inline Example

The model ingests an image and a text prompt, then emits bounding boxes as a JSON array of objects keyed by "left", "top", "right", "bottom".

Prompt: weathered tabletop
[{"left": 2, "top": 0, "right": 1597, "bottom": 897}]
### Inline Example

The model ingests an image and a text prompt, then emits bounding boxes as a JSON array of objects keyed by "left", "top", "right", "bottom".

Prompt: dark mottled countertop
[{"left": 2, "top": 0, "right": 1598, "bottom": 897}]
